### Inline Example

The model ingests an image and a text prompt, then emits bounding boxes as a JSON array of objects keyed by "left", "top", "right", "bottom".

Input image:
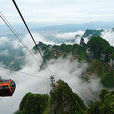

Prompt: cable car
[{"left": 0, "top": 79, "right": 16, "bottom": 97}]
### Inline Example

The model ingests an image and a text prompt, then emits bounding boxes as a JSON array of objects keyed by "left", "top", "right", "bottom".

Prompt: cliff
[
  {"left": 33, "top": 36, "right": 114, "bottom": 88},
  {"left": 15, "top": 80, "right": 114, "bottom": 114},
  {"left": 82, "top": 29, "right": 103, "bottom": 38},
  {"left": 50, "top": 80, "right": 87, "bottom": 114}
]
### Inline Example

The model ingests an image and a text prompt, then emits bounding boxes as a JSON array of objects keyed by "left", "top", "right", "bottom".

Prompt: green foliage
[
  {"left": 101, "top": 70, "right": 114, "bottom": 88},
  {"left": 19, "top": 92, "right": 49, "bottom": 114},
  {"left": 33, "top": 42, "right": 49, "bottom": 52},
  {"left": 82, "top": 29, "right": 103, "bottom": 38},
  {"left": 76, "top": 46, "right": 87, "bottom": 61},
  {"left": 60, "top": 44, "right": 73, "bottom": 53},
  {"left": 16, "top": 82, "right": 113, "bottom": 114},
  {"left": 33, "top": 40, "right": 113, "bottom": 89},
  {"left": 88, "top": 89, "right": 114, "bottom": 114},
  {"left": 43, "top": 48, "right": 51, "bottom": 61},
  {"left": 99, "top": 89, "right": 109, "bottom": 101},
  {"left": 110, "top": 53, "right": 114, "bottom": 59},
  {"left": 33, "top": 42, "right": 86, "bottom": 62},
  {"left": 87, "top": 60, "right": 114, "bottom": 88},
  {"left": 50, "top": 80, "right": 87, "bottom": 114},
  {"left": 103, "top": 46, "right": 114, "bottom": 62},
  {"left": 87, "top": 36, "right": 110, "bottom": 59}
]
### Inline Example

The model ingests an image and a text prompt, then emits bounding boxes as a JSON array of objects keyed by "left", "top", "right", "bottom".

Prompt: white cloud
[
  {"left": 0, "top": 54, "right": 103, "bottom": 114},
  {"left": 53, "top": 31, "right": 89, "bottom": 45},
  {"left": 22, "top": 32, "right": 56, "bottom": 49},
  {"left": 11, "top": 40, "right": 22, "bottom": 49},
  {"left": 0, "top": 49, "right": 9, "bottom": 56},
  {"left": 101, "top": 30, "right": 114, "bottom": 46},
  {"left": 0, "top": 30, "right": 107, "bottom": 114},
  {"left": 0, "top": 37, "right": 9, "bottom": 46},
  {"left": 54, "top": 31, "right": 84, "bottom": 40},
  {"left": 75, "top": 37, "right": 89, "bottom": 45},
  {"left": 0, "top": 0, "right": 114, "bottom": 25}
]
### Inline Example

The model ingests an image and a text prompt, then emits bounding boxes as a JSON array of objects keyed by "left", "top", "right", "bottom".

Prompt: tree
[
  {"left": 101, "top": 70, "right": 114, "bottom": 88},
  {"left": 87, "top": 36, "right": 110, "bottom": 59},
  {"left": 50, "top": 80, "right": 87, "bottom": 114},
  {"left": 103, "top": 46, "right": 114, "bottom": 62},
  {"left": 19, "top": 93, "right": 49, "bottom": 114},
  {"left": 88, "top": 89, "right": 114, "bottom": 114}
]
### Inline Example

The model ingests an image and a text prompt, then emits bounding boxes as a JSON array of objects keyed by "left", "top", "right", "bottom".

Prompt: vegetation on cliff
[
  {"left": 33, "top": 36, "right": 114, "bottom": 88},
  {"left": 82, "top": 29, "right": 103, "bottom": 38},
  {"left": 88, "top": 89, "right": 114, "bottom": 114},
  {"left": 50, "top": 80, "right": 87, "bottom": 114},
  {"left": 15, "top": 80, "right": 114, "bottom": 114},
  {"left": 86, "top": 59, "right": 114, "bottom": 88},
  {"left": 15, "top": 93, "right": 49, "bottom": 114}
]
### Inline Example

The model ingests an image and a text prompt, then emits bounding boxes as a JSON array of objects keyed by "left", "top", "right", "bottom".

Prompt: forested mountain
[
  {"left": 82, "top": 29, "right": 103, "bottom": 38},
  {"left": 14, "top": 35, "right": 114, "bottom": 114},
  {"left": 33, "top": 36, "right": 114, "bottom": 88},
  {"left": 15, "top": 80, "right": 114, "bottom": 114}
]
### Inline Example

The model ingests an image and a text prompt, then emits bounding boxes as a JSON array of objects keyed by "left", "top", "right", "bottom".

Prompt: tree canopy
[
  {"left": 19, "top": 93, "right": 49, "bottom": 114},
  {"left": 87, "top": 36, "right": 110, "bottom": 59}
]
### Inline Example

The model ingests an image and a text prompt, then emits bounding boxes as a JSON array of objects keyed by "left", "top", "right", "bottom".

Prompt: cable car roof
[{"left": 0, "top": 80, "right": 11, "bottom": 84}]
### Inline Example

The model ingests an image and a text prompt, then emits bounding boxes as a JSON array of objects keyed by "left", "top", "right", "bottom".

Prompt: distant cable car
[{"left": 0, "top": 79, "right": 16, "bottom": 97}]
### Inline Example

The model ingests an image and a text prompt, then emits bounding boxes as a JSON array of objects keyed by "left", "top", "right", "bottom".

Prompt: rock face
[
  {"left": 50, "top": 80, "right": 87, "bottom": 114},
  {"left": 80, "top": 38, "right": 86, "bottom": 48}
]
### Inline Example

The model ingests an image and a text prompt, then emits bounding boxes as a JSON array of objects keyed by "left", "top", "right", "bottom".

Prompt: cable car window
[
  {"left": 3, "top": 85, "right": 8, "bottom": 89},
  {"left": 10, "top": 81, "right": 15, "bottom": 87},
  {"left": 0, "top": 86, "right": 3, "bottom": 89}
]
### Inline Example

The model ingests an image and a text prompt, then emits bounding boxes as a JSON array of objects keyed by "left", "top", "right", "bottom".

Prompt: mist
[
  {"left": 0, "top": 54, "right": 103, "bottom": 114},
  {"left": 0, "top": 32, "right": 104, "bottom": 114},
  {"left": 101, "top": 29, "right": 114, "bottom": 46}
]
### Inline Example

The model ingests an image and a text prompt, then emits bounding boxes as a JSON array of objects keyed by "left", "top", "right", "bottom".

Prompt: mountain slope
[{"left": 15, "top": 80, "right": 114, "bottom": 114}]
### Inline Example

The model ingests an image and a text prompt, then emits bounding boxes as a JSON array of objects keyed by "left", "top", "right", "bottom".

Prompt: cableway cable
[
  {"left": 0, "top": 65, "right": 49, "bottom": 79},
  {"left": 0, "top": 11, "right": 38, "bottom": 62},
  {"left": 12, "top": 0, "right": 52, "bottom": 75}
]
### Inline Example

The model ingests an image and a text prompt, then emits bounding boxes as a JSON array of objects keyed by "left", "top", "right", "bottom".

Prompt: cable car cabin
[{"left": 0, "top": 79, "right": 16, "bottom": 97}]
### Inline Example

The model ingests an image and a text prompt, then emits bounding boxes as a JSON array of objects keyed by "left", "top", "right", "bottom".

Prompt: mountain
[
  {"left": 37, "top": 22, "right": 114, "bottom": 32},
  {"left": 15, "top": 80, "right": 114, "bottom": 114},
  {"left": 0, "top": 22, "right": 114, "bottom": 36},
  {"left": 33, "top": 36, "right": 114, "bottom": 88},
  {"left": 0, "top": 44, "right": 25, "bottom": 70},
  {"left": 88, "top": 89, "right": 114, "bottom": 114},
  {"left": 16, "top": 93, "right": 49, "bottom": 114},
  {"left": 82, "top": 29, "right": 103, "bottom": 38},
  {"left": 50, "top": 80, "right": 87, "bottom": 114}
]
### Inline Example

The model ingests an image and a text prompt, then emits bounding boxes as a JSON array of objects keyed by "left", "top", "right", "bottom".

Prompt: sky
[{"left": 0, "top": 0, "right": 114, "bottom": 25}]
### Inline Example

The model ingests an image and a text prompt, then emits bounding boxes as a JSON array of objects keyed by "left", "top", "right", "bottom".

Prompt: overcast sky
[{"left": 0, "top": 0, "right": 114, "bottom": 25}]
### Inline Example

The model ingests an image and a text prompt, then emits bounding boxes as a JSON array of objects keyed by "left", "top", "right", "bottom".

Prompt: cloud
[
  {"left": 0, "top": 0, "right": 114, "bottom": 25},
  {"left": 0, "top": 49, "right": 9, "bottom": 56},
  {"left": 75, "top": 36, "right": 89, "bottom": 45},
  {"left": 101, "top": 29, "right": 114, "bottom": 46},
  {"left": 11, "top": 40, "right": 22, "bottom": 49},
  {"left": 22, "top": 32, "right": 56, "bottom": 49},
  {"left": 0, "top": 32, "right": 103, "bottom": 114},
  {"left": 54, "top": 31, "right": 84, "bottom": 40},
  {"left": 52, "top": 31, "right": 89, "bottom": 45},
  {"left": 0, "top": 54, "right": 103, "bottom": 114},
  {"left": 0, "top": 37, "right": 9, "bottom": 46}
]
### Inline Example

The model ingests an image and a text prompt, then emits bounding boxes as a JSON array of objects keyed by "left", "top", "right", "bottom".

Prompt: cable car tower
[{"left": 50, "top": 76, "right": 55, "bottom": 88}]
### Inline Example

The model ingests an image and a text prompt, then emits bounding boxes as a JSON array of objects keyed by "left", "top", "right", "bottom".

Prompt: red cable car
[{"left": 0, "top": 79, "right": 16, "bottom": 97}]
